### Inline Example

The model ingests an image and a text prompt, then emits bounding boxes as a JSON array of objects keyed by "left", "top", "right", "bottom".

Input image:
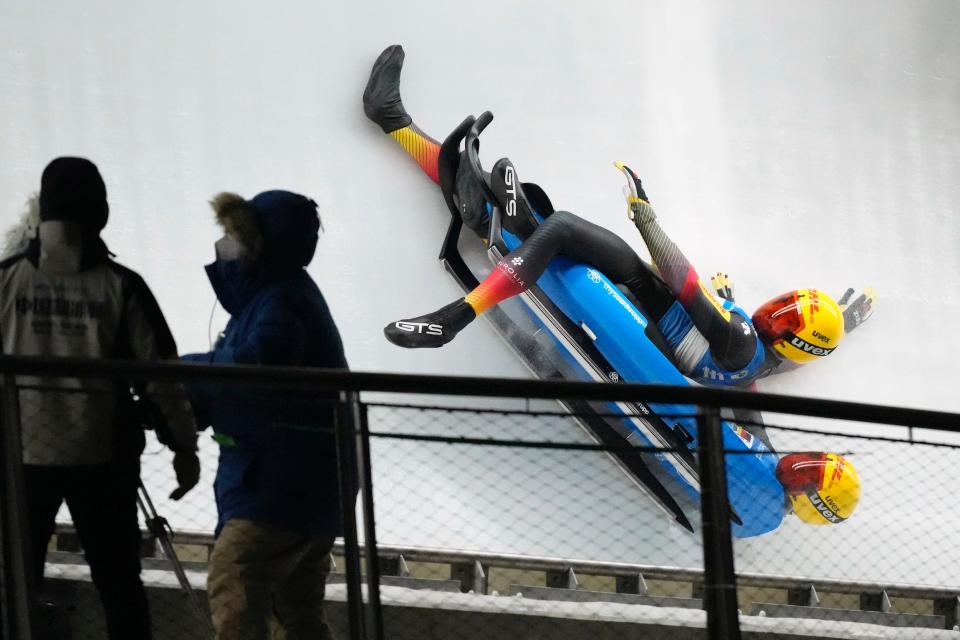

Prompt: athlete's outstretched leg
[
  {"left": 384, "top": 209, "right": 675, "bottom": 348},
  {"left": 364, "top": 44, "right": 441, "bottom": 183},
  {"left": 616, "top": 162, "right": 757, "bottom": 370}
]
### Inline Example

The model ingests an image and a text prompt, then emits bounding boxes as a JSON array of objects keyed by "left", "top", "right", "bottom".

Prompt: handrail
[{"left": 1, "top": 354, "right": 958, "bottom": 431}]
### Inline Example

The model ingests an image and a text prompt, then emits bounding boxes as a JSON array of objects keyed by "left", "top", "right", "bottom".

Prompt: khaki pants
[{"left": 208, "top": 519, "right": 336, "bottom": 640}]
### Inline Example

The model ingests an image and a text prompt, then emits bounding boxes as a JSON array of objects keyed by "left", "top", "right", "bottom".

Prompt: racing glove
[
  {"left": 837, "top": 287, "right": 875, "bottom": 333},
  {"left": 711, "top": 272, "right": 735, "bottom": 302},
  {"left": 614, "top": 161, "right": 655, "bottom": 224}
]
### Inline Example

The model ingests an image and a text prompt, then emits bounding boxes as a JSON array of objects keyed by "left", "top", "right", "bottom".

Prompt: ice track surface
[{"left": 1, "top": 0, "right": 959, "bottom": 590}]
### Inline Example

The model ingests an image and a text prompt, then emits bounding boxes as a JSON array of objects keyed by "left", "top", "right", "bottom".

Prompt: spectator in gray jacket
[{"left": 0, "top": 157, "right": 200, "bottom": 640}]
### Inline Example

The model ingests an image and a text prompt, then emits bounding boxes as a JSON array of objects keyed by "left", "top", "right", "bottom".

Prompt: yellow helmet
[
  {"left": 752, "top": 289, "right": 844, "bottom": 364},
  {"left": 776, "top": 453, "right": 861, "bottom": 525}
]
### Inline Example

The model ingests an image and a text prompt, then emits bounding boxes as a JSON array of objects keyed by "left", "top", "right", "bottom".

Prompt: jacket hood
[
  {"left": 39, "top": 157, "right": 109, "bottom": 232},
  {"left": 3, "top": 195, "right": 111, "bottom": 269},
  {"left": 210, "top": 190, "right": 320, "bottom": 271}
]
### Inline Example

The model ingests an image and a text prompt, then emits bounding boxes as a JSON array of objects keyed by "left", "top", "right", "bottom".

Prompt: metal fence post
[
  {"left": 352, "top": 398, "right": 385, "bottom": 640},
  {"left": 335, "top": 390, "right": 366, "bottom": 640},
  {"left": 0, "top": 374, "right": 33, "bottom": 640},
  {"left": 698, "top": 406, "right": 741, "bottom": 640}
]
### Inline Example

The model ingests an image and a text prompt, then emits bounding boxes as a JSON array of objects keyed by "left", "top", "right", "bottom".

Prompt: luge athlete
[
  {"left": 364, "top": 45, "right": 874, "bottom": 389},
  {"left": 365, "top": 45, "right": 868, "bottom": 528}
]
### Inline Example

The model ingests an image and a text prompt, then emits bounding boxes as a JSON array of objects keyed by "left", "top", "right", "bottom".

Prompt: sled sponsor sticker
[
  {"left": 733, "top": 425, "right": 754, "bottom": 447},
  {"left": 586, "top": 269, "right": 648, "bottom": 328}
]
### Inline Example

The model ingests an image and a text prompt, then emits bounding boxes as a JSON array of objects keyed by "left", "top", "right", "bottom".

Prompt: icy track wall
[{"left": 2, "top": 0, "right": 959, "bottom": 587}]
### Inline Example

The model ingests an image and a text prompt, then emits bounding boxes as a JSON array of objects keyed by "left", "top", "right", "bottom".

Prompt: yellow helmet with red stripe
[
  {"left": 752, "top": 289, "right": 844, "bottom": 365},
  {"left": 776, "top": 453, "right": 861, "bottom": 525}
]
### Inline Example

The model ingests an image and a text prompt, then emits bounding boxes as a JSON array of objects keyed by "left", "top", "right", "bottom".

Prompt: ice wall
[{"left": 2, "top": 0, "right": 958, "bottom": 586}]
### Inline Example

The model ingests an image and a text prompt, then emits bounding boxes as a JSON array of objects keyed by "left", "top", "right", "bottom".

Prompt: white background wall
[{"left": 2, "top": 0, "right": 959, "bottom": 587}]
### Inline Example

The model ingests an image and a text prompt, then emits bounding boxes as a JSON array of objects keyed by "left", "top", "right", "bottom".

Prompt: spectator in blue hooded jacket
[{"left": 182, "top": 190, "right": 348, "bottom": 640}]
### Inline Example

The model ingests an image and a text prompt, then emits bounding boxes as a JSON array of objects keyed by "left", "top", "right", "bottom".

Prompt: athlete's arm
[
  {"left": 616, "top": 162, "right": 757, "bottom": 371},
  {"left": 363, "top": 44, "right": 441, "bottom": 183},
  {"left": 711, "top": 272, "right": 734, "bottom": 302},
  {"left": 837, "top": 287, "right": 875, "bottom": 334}
]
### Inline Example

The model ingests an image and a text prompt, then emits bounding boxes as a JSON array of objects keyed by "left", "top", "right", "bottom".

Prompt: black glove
[
  {"left": 170, "top": 451, "right": 200, "bottom": 501},
  {"left": 838, "top": 287, "right": 875, "bottom": 333},
  {"left": 614, "top": 160, "right": 650, "bottom": 204},
  {"left": 615, "top": 161, "right": 658, "bottom": 230}
]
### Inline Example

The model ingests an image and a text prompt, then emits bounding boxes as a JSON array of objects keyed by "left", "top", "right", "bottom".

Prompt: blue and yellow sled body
[{"left": 438, "top": 112, "right": 784, "bottom": 537}]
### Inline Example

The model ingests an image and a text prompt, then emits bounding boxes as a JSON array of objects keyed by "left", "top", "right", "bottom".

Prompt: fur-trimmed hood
[
  {"left": 2, "top": 195, "right": 111, "bottom": 270},
  {"left": 210, "top": 193, "right": 264, "bottom": 259},
  {"left": 1, "top": 196, "right": 41, "bottom": 261},
  {"left": 209, "top": 190, "right": 320, "bottom": 270}
]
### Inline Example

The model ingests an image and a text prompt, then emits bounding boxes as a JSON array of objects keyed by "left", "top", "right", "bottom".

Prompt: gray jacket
[{"left": 0, "top": 199, "right": 196, "bottom": 465}]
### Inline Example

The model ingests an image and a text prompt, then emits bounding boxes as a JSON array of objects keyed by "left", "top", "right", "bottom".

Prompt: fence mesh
[
  {"left": 732, "top": 415, "right": 960, "bottom": 635},
  {"left": 2, "top": 371, "right": 959, "bottom": 640}
]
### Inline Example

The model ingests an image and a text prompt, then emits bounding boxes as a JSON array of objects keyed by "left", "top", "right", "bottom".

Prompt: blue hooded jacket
[{"left": 183, "top": 190, "right": 350, "bottom": 537}]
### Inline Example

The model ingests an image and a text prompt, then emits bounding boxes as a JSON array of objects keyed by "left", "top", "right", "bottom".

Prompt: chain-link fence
[
  {"left": 361, "top": 401, "right": 960, "bottom": 639},
  {"left": 1, "top": 357, "right": 959, "bottom": 640},
  {"left": 728, "top": 414, "right": 960, "bottom": 637}
]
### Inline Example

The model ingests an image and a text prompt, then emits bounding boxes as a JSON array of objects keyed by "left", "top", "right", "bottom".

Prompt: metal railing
[
  {"left": 1, "top": 354, "right": 959, "bottom": 640},
  {"left": 47, "top": 525, "right": 960, "bottom": 623}
]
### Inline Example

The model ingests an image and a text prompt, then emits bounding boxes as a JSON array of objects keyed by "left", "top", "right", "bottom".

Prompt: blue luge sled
[
  {"left": 441, "top": 111, "right": 784, "bottom": 538},
  {"left": 502, "top": 232, "right": 784, "bottom": 537}
]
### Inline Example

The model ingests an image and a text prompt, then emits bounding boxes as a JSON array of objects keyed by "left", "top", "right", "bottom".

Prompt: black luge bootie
[
  {"left": 384, "top": 299, "right": 477, "bottom": 348},
  {"left": 363, "top": 45, "right": 413, "bottom": 134}
]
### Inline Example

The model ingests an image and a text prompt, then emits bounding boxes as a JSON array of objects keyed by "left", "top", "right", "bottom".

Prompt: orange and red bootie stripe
[
  {"left": 389, "top": 124, "right": 440, "bottom": 184},
  {"left": 464, "top": 257, "right": 531, "bottom": 315}
]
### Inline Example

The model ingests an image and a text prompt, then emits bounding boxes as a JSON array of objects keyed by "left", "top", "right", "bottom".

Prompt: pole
[
  {"left": 136, "top": 482, "right": 215, "bottom": 638},
  {"left": 0, "top": 375, "right": 33, "bottom": 640},
  {"left": 336, "top": 391, "right": 365, "bottom": 640},
  {"left": 697, "top": 407, "right": 741, "bottom": 639},
  {"left": 353, "top": 399, "right": 385, "bottom": 640}
]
